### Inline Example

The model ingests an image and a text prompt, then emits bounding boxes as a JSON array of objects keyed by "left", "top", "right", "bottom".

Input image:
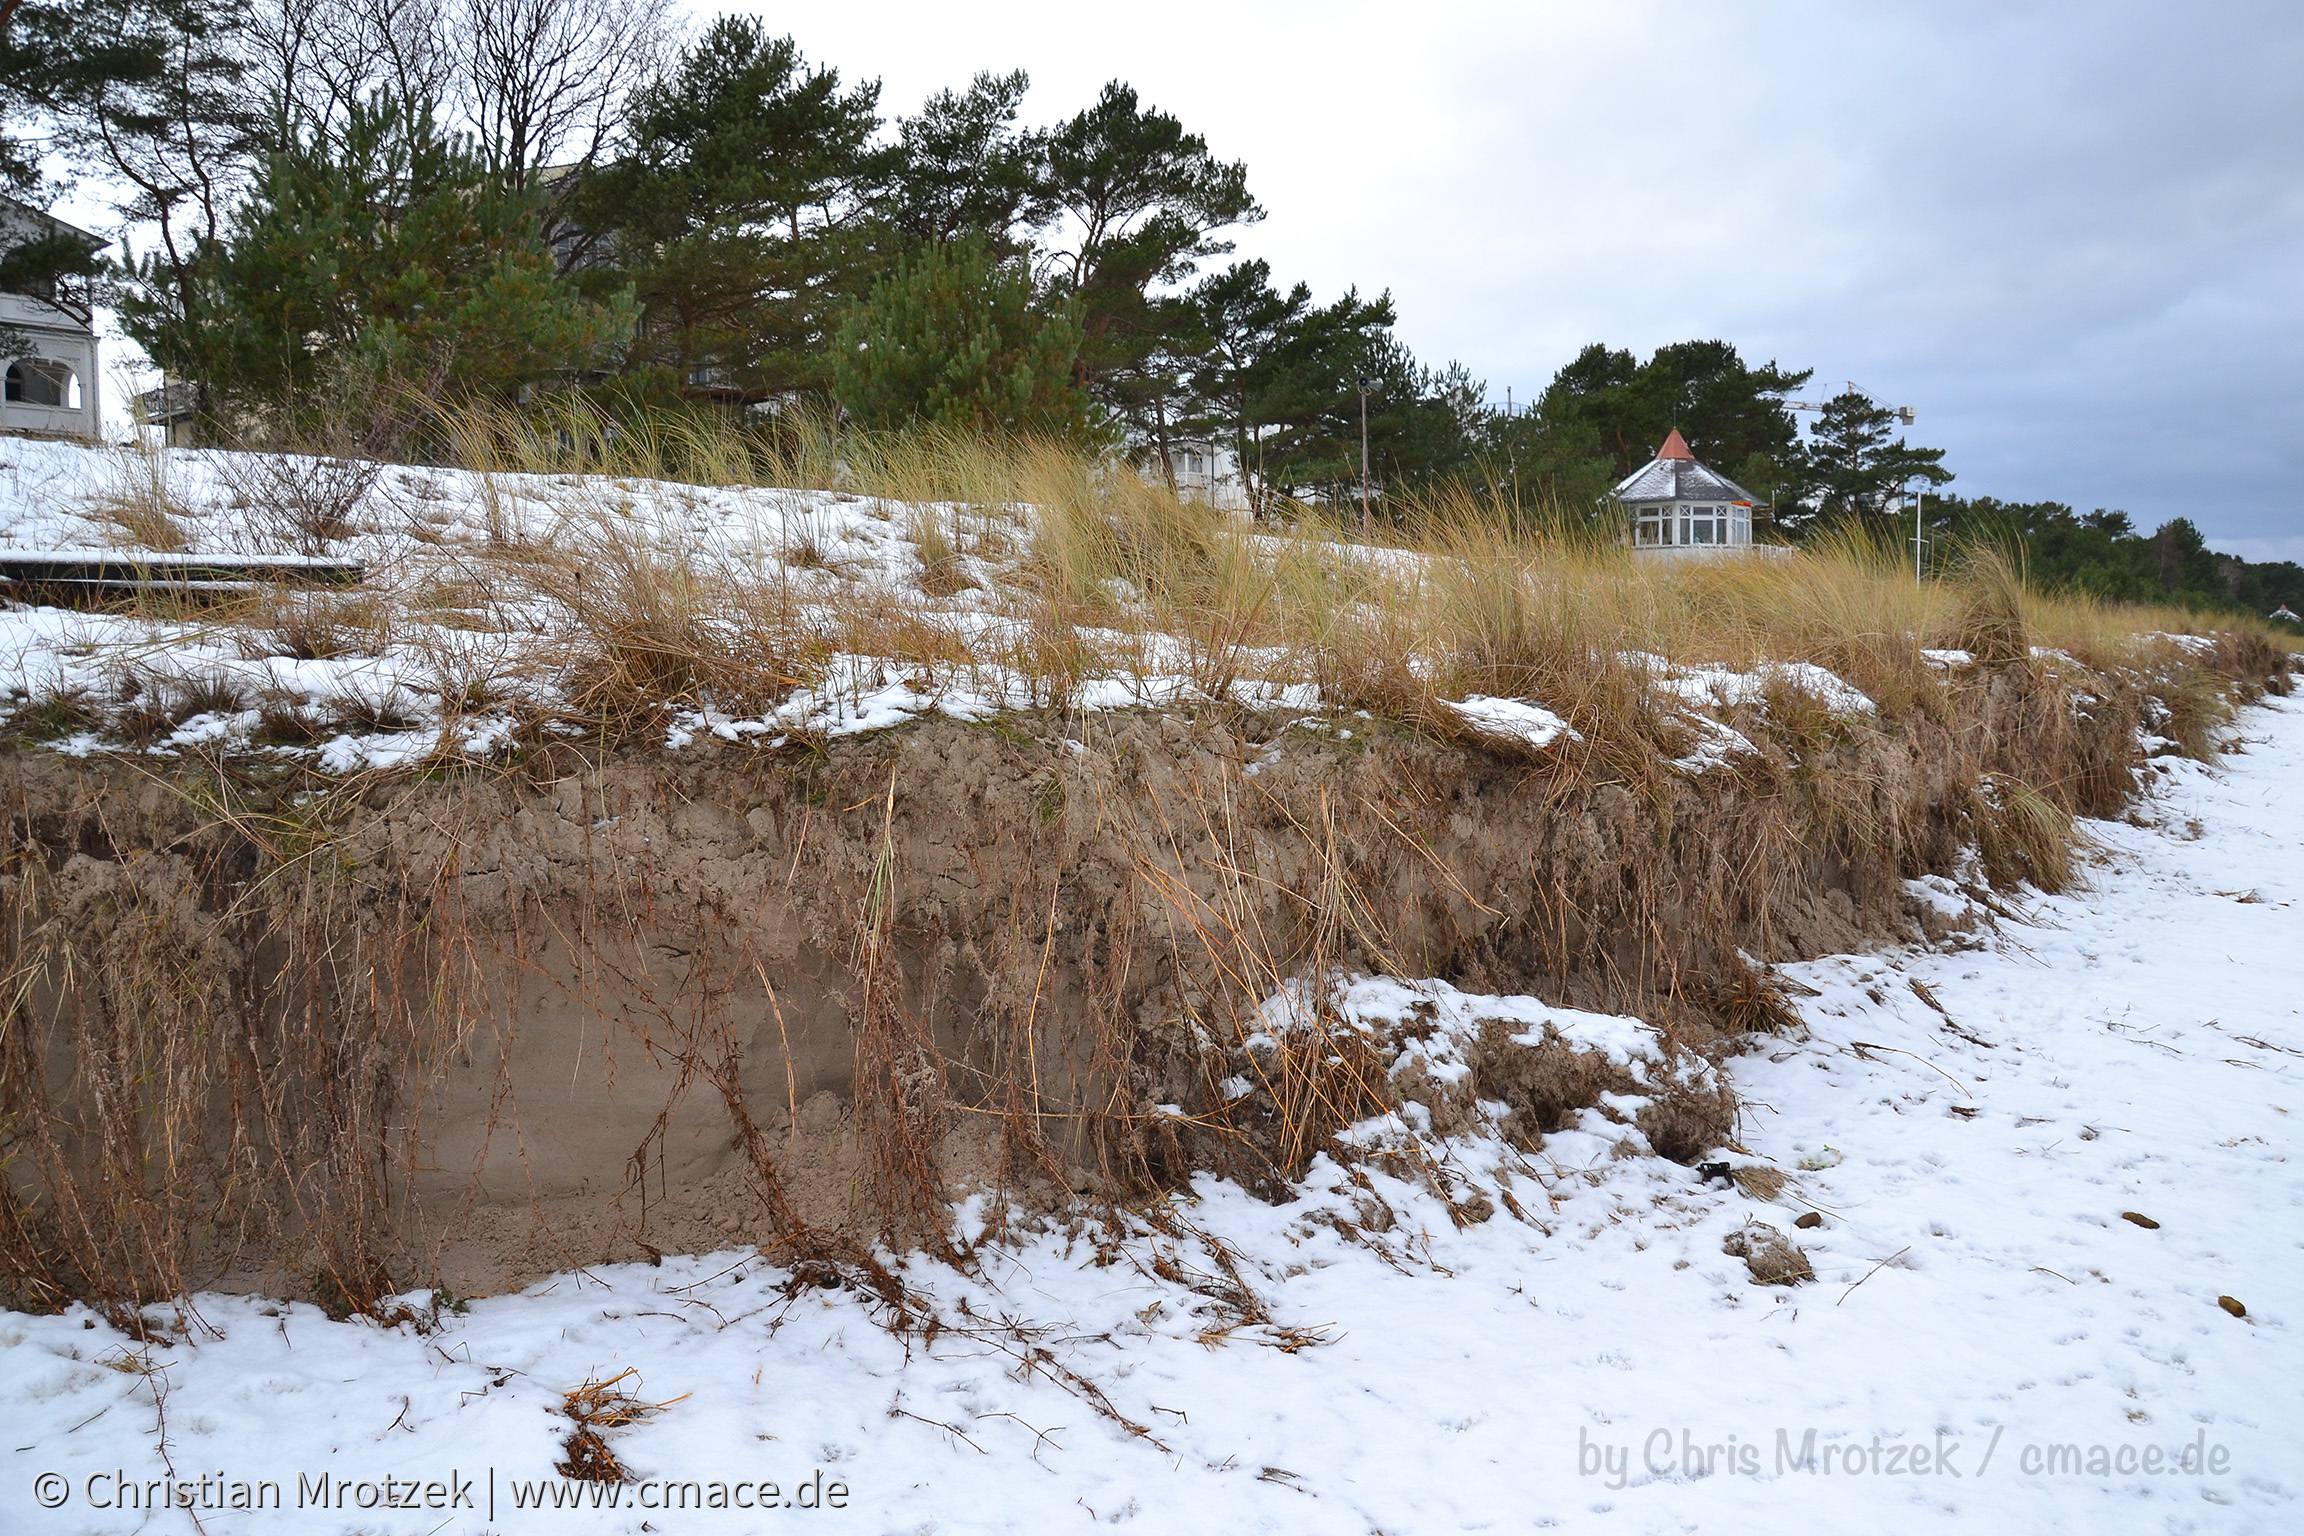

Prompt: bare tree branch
[{"left": 449, "top": 0, "right": 668, "bottom": 188}]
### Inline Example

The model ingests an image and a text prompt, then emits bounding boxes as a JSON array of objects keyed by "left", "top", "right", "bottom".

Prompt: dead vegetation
[
  {"left": 214, "top": 448, "right": 380, "bottom": 554},
  {"left": 62, "top": 403, "right": 2296, "bottom": 812},
  {"left": 85, "top": 438, "right": 191, "bottom": 552},
  {"left": 0, "top": 614, "right": 2277, "bottom": 1323},
  {"left": 556, "top": 1371, "right": 685, "bottom": 1482},
  {"left": 396, "top": 405, "right": 2296, "bottom": 810},
  {"left": 0, "top": 409, "right": 2292, "bottom": 1320}
]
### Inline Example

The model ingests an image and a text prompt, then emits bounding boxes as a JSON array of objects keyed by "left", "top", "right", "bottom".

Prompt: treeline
[
  {"left": 1930, "top": 499, "right": 2302, "bottom": 617},
  {"left": 1503, "top": 344, "right": 2297, "bottom": 616},
  {"left": 4, "top": 0, "right": 1496, "bottom": 505},
  {"left": 3, "top": 0, "right": 1963, "bottom": 521},
  {"left": 1489, "top": 340, "right": 1952, "bottom": 531},
  {"left": 6, "top": 0, "right": 2297, "bottom": 611}
]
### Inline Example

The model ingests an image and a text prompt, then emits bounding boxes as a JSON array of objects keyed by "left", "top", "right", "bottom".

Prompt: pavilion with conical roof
[{"left": 1610, "top": 429, "right": 1761, "bottom": 557}]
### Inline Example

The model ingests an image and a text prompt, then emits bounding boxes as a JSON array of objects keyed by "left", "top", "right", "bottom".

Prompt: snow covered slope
[
  {"left": 0, "top": 563, "right": 2298, "bottom": 1531},
  {"left": 0, "top": 434, "right": 1888, "bottom": 772}
]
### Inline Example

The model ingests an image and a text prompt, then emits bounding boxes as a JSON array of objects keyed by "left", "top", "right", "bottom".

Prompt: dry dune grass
[
  {"left": 430, "top": 413, "right": 2304, "bottom": 957},
  {"left": 362, "top": 409, "right": 2298, "bottom": 974},
  {"left": 57, "top": 399, "right": 2293, "bottom": 873},
  {"left": 4, "top": 405, "right": 2291, "bottom": 1322},
  {"left": 418, "top": 402, "right": 2291, "bottom": 789},
  {"left": 85, "top": 437, "right": 192, "bottom": 552}
]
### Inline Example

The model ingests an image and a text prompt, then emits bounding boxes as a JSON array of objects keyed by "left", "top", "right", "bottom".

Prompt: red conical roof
[{"left": 1656, "top": 428, "right": 1694, "bottom": 460}]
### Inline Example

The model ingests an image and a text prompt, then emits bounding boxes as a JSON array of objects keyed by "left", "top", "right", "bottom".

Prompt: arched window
[{"left": 4, "top": 359, "right": 74, "bottom": 409}]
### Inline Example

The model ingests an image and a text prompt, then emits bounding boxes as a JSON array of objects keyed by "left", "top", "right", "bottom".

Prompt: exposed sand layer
[{"left": 1, "top": 677, "right": 2080, "bottom": 1307}]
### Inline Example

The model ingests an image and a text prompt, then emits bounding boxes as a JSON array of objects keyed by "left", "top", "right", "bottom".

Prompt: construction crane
[{"left": 1783, "top": 381, "right": 1916, "bottom": 424}]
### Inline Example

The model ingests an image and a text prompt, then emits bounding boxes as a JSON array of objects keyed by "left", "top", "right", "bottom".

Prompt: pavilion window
[{"left": 4, "top": 360, "right": 71, "bottom": 408}]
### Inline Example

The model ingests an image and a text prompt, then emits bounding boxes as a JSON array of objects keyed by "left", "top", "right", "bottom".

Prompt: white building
[
  {"left": 1612, "top": 429, "right": 1768, "bottom": 558},
  {"left": 0, "top": 196, "right": 106, "bottom": 439},
  {"left": 1165, "top": 438, "right": 1249, "bottom": 511}
]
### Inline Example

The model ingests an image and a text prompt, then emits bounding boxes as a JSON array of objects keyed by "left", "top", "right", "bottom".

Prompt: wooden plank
[
  {"left": 0, "top": 553, "right": 364, "bottom": 587},
  {"left": 0, "top": 552, "right": 364, "bottom": 608}
]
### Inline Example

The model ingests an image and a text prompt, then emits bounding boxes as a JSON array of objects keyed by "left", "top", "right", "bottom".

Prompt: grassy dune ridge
[
  {"left": 7, "top": 406, "right": 2290, "bottom": 854},
  {"left": 0, "top": 410, "right": 2291, "bottom": 1313},
  {"left": 431, "top": 402, "right": 2293, "bottom": 799}
]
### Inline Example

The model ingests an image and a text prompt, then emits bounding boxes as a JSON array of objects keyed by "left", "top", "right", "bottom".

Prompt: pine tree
[
  {"left": 878, "top": 70, "right": 1039, "bottom": 253},
  {"left": 123, "top": 95, "right": 629, "bottom": 421},
  {"left": 2, "top": 0, "right": 205, "bottom": 194},
  {"left": 1177, "top": 259, "right": 1304, "bottom": 511},
  {"left": 1534, "top": 340, "right": 1809, "bottom": 482},
  {"left": 568, "top": 16, "right": 880, "bottom": 403},
  {"left": 831, "top": 236, "right": 1087, "bottom": 439},
  {"left": 1031, "top": 82, "right": 1259, "bottom": 428},
  {"left": 26, "top": 0, "right": 255, "bottom": 398},
  {"left": 1247, "top": 286, "right": 1397, "bottom": 504},
  {"left": 1792, "top": 389, "right": 1952, "bottom": 528},
  {"left": 1177, "top": 264, "right": 1482, "bottom": 514}
]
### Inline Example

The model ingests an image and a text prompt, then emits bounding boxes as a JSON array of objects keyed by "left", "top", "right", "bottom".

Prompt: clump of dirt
[
  {"left": 1724, "top": 1222, "right": 1814, "bottom": 1286},
  {"left": 1452, "top": 1018, "right": 1729, "bottom": 1163}
]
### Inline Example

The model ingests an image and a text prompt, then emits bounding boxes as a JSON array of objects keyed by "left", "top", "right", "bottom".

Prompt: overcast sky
[
  {"left": 739, "top": 0, "right": 2304, "bottom": 560},
  {"left": 55, "top": 2, "right": 2300, "bottom": 559}
]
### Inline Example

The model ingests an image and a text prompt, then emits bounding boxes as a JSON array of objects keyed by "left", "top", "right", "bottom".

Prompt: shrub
[{"left": 832, "top": 237, "right": 1090, "bottom": 441}]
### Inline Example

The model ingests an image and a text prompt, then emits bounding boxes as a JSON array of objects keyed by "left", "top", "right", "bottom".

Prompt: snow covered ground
[
  {"left": 1, "top": 448, "right": 2299, "bottom": 1532},
  {"left": 0, "top": 435, "right": 1864, "bottom": 772}
]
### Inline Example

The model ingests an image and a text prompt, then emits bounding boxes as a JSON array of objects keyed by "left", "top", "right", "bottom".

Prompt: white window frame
[{"left": 5, "top": 358, "right": 75, "bottom": 409}]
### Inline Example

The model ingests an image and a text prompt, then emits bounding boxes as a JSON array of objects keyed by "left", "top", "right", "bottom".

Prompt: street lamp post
[
  {"left": 1906, "top": 477, "right": 1930, "bottom": 584},
  {"left": 1357, "top": 375, "right": 1379, "bottom": 539}
]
